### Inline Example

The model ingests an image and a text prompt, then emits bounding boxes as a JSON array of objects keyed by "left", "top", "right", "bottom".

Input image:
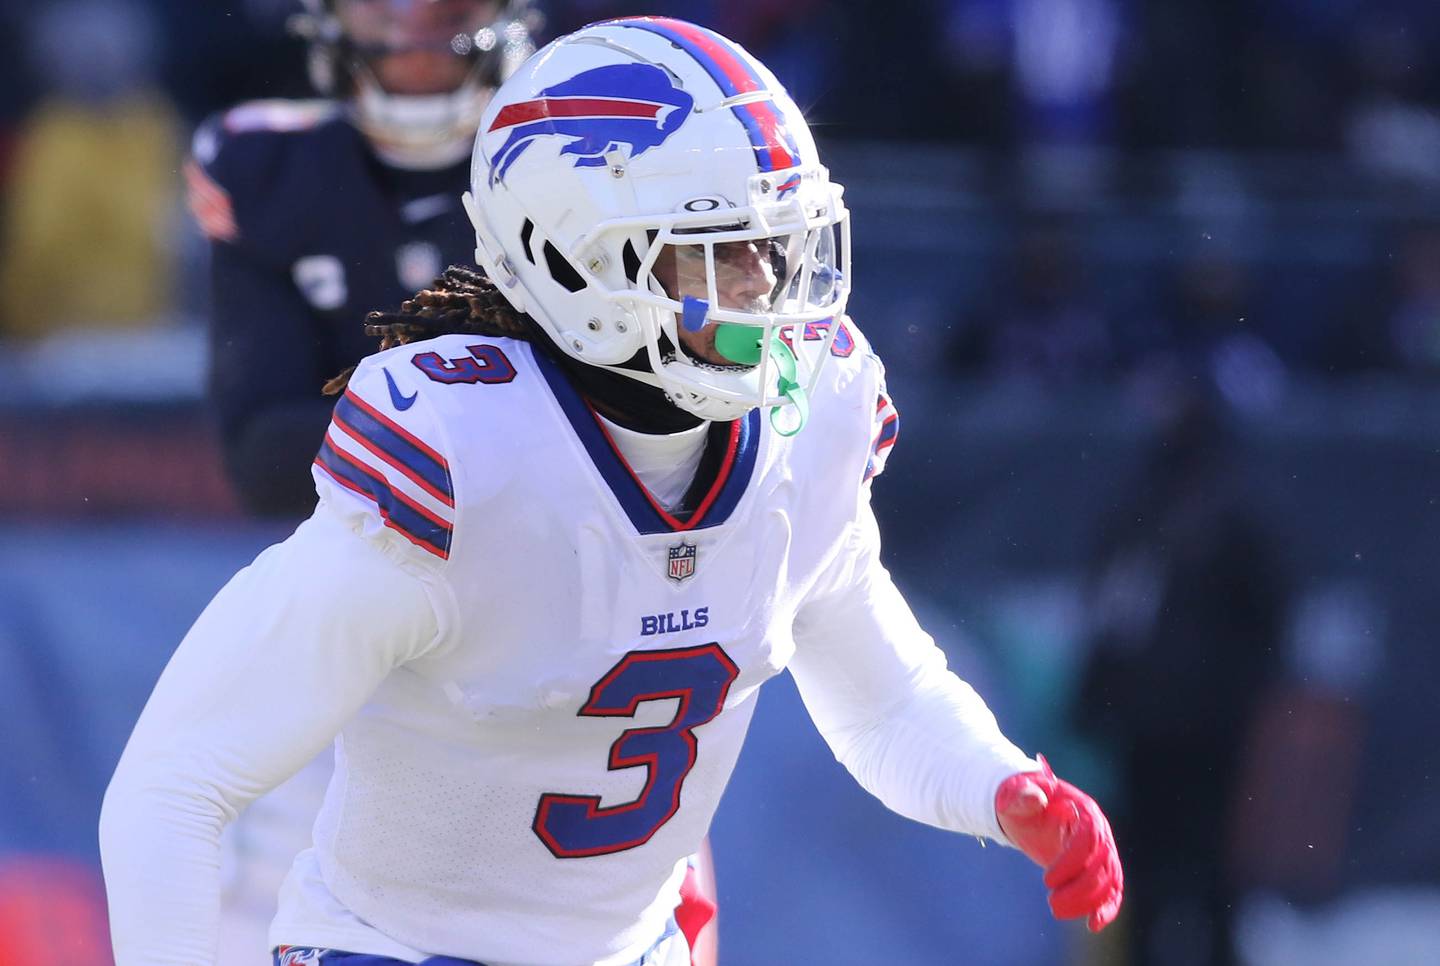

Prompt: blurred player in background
[
  {"left": 111, "top": 16, "right": 1120, "bottom": 965},
  {"left": 187, "top": 0, "right": 535, "bottom": 518}
]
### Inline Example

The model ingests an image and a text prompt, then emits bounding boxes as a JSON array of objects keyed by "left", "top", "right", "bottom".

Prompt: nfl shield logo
[{"left": 667, "top": 542, "right": 697, "bottom": 582}]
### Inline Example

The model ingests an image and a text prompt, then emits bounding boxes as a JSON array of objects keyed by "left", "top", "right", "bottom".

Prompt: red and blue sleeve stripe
[
  {"left": 865, "top": 391, "right": 900, "bottom": 482},
  {"left": 609, "top": 17, "right": 802, "bottom": 173},
  {"left": 332, "top": 390, "right": 453, "bottom": 508},
  {"left": 314, "top": 437, "right": 453, "bottom": 559}
]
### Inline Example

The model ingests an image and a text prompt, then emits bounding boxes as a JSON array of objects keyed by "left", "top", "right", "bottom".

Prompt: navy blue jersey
[{"left": 189, "top": 99, "right": 475, "bottom": 516}]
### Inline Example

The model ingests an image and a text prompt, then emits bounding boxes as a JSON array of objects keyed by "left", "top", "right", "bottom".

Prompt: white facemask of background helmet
[
  {"left": 291, "top": 0, "right": 538, "bottom": 170},
  {"left": 462, "top": 17, "right": 851, "bottom": 433}
]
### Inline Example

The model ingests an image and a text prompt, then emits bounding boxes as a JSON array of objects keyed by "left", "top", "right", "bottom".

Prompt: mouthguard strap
[{"left": 713, "top": 323, "right": 809, "bottom": 436}]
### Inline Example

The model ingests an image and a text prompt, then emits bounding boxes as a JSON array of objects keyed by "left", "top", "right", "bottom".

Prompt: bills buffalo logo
[{"left": 486, "top": 63, "right": 693, "bottom": 184}]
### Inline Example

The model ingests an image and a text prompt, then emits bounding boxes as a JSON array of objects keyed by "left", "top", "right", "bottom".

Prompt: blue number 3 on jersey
[{"left": 533, "top": 644, "right": 739, "bottom": 858}]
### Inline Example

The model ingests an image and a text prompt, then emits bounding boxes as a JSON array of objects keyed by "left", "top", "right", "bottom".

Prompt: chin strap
[{"left": 713, "top": 323, "right": 809, "bottom": 437}]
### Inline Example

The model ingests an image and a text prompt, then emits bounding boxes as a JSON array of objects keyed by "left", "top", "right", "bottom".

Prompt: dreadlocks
[
  {"left": 323, "top": 265, "right": 533, "bottom": 395},
  {"left": 326, "top": 262, "right": 702, "bottom": 433}
]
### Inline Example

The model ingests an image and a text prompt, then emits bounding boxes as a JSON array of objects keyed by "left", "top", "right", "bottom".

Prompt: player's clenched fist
[{"left": 995, "top": 755, "right": 1123, "bottom": 932}]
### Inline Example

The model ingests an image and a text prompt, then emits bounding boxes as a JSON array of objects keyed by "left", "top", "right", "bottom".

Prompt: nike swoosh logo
[
  {"left": 384, "top": 367, "right": 418, "bottom": 411},
  {"left": 399, "top": 193, "right": 455, "bottom": 224}
]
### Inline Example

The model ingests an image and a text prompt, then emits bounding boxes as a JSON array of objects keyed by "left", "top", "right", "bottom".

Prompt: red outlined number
[
  {"left": 412, "top": 343, "right": 517, "bottom": 385},
  {"left": 533, "top": 643, "right": 739, "bottom": 858}
]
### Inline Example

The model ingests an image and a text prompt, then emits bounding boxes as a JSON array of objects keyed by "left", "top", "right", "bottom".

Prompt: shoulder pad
[
  {"left": 791, "top": 315, "right": 872, "bottom": 396},
  {"left": 187, "top": 100, "right": 347, "bottom": 246},
  {"left": 829, "top": 315, "right": 870, "bottom": 359},
  {"left": 187, "top": 100, "right": 358, "bottom": 253},
  {"left": 811, "top": 317, "right": 895, "bottom": 483},
  {"left": 191, "top": 99, "right": 341, "bottom": 168},
  {"left": 789, "top": 315, "right": 865, "bottom": 366},
  {"left": 313, "top": 357, "right": 457, "bottom": 563},
  {"left": 217, "top": 99, "right": 339, "bottom": 140}
]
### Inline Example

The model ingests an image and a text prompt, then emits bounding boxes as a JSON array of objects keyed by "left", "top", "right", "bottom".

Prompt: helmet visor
[
  {"left": 658, "top": 221, "right": 846, "bottom": 340},
  {"left": 666, "top": 238, "right": 780, "bottom": 316}
]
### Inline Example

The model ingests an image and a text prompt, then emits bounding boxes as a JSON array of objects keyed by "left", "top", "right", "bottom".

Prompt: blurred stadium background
[{"left": 3, "top": 1, "right": 1440, "bottom": 963}]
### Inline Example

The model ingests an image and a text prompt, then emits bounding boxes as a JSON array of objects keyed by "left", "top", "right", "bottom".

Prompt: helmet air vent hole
[
  {"left": 519, "top": 219, "right": 536, "bottom": 265},
  {"left": 543, "top": 241, "right": 586, "bottom": 293},
  {"left": 622, "top": 240, "right": 642, "bottom": 284}
]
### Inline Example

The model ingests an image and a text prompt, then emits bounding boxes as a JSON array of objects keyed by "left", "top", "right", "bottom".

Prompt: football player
[
  {"left": 188, "top": 0, "right": 536, "bottom": 516},
  {"left": 107, "top": 17, "right": 1122, "bottom": 965}
]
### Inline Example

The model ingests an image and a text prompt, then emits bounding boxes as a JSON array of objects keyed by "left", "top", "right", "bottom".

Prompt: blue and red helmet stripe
[
  {"left": 609, "top": 17, "right": 803, "bottom": 173},
  {"left": 489, "top": 96, "right": 668, "bottom": 130}
]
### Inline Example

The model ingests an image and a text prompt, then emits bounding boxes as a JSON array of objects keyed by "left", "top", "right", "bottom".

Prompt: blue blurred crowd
[
  {"left": 8, "top": 0, "right": 1440, "bottom": 150},
  {"left": 3, "top": 0, "right": 1440, "bottom": 391}
]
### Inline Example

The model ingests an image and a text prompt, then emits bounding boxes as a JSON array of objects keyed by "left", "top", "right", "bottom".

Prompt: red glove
[{"left": 994, "top": 755, "right": 1124, "bottom": 932}]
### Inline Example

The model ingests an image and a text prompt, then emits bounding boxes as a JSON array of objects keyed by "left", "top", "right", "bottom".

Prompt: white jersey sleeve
[
  {"left": 311, "top": 363, "right": 460, "bottom": 563},
  {"left": 788, "top": 360, "right": 1038, "bottom": 844},
  {"left": 100, "top": 364, "right": 458, "bottom": 965}
]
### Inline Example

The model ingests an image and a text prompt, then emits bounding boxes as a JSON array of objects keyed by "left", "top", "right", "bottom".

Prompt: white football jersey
[
  {"left": 101, "top": 319, "right": 1034, "bottom": 966},
  {"left": 288, "top": 322, "right": 895, "bottom": 961}
]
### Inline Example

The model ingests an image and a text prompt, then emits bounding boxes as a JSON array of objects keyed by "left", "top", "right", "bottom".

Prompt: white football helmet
[
  {"left": 462, "top": 16, "right": 851, "bottom": 430},
  {"left": 292, "top": 0, "right": 537, "bottom": 169}
]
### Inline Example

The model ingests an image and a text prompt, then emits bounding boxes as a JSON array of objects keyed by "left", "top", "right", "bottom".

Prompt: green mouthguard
[{"left": 713, "top": 323, "right": 809, "bottom": 436}]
